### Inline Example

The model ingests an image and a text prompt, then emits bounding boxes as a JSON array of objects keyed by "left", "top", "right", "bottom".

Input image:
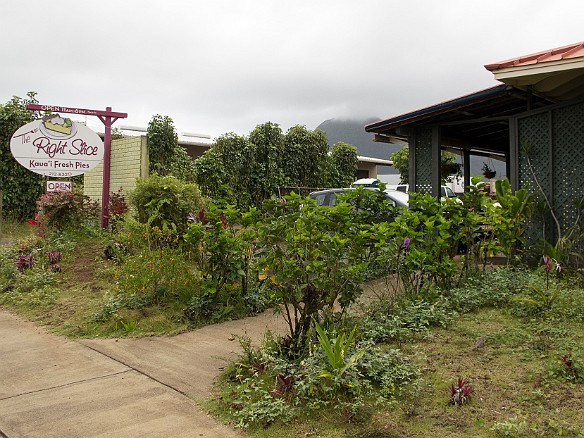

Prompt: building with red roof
[{"left": 366, "top": 42, "right": 584, "bottom": 255}]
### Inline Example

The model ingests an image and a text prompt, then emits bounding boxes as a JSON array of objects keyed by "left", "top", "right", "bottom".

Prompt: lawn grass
[{"left": 210, "top": 299, "right": 584, "bottom": 437}]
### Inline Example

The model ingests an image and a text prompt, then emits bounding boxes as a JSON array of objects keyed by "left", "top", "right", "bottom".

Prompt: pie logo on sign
[{"left": 40, "top": 114, "right": 77, "bottom": 139}]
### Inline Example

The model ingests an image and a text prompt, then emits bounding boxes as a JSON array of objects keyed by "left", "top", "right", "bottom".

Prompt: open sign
[{"left": 46, "top": 181, "right": 72, "bottom": 192}]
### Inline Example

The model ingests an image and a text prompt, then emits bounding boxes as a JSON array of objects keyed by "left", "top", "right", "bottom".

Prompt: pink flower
[{"left": 543, "top": 256, "right": 552, "bottom": 273}]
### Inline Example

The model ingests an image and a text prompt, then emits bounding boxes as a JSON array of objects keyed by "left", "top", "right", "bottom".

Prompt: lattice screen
[
  {"left": 414, "top": 128, "right": 432, "bottom": 193},
  {"left": 552, "top": 102, "right": 584, "bottom": 237},
  {"left": 518, "top": 102, "right": 584, "bottom": 258},
  {"left": 518, "top": 112, "right": 551, "bottom": 255}
]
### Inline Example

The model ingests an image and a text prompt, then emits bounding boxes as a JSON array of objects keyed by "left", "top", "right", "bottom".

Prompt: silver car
[{"left": 309, "top": 188, "right": 409, "bottom": 208}]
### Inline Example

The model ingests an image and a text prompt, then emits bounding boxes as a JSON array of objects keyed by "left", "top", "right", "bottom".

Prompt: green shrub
[
  {"left": 36, "top": 191, "right": 98, "bottom": 230},
  {"left": 0, "top": 93, "right": 45, "bottom": 221},
  {"left": 129, "top": 174, "right": 205, "bottom": 237},
  {"left": 254, "top": 194, "right": 371, "bottom": 355}
]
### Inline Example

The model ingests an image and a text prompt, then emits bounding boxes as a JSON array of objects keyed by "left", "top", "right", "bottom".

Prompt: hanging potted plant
[{"left": 482, "top": 162, "right": 496, "bottom": 179}]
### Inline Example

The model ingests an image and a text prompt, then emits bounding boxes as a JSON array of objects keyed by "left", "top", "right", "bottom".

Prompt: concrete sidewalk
[{"left": 0, "top": 310, "right": 283, "bottom": 437}]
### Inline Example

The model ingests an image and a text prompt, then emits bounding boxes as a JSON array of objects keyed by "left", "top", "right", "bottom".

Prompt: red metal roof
[{"left": 484, "top": 41, "right": 584, "bottom": 71}]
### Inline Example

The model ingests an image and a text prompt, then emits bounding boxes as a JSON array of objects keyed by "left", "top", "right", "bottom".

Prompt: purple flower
[
  {"left": 403, "top": 238, "right": 410, "bottom": 249},
  {"left": 16, "top": 254, "right": 33, "bottom": 273},
  {"left": 47, "top": 250, "right": 62, "bottom": 265}
]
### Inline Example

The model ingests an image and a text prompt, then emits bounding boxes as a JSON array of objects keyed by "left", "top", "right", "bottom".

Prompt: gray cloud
[{"left": 2, "top": 0, "right": 582, "bottom": 138}]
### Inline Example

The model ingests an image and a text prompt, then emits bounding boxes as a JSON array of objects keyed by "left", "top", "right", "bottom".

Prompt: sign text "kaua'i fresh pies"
[{"left": 10, "top": 114, "right": 104, "bottom": 177}]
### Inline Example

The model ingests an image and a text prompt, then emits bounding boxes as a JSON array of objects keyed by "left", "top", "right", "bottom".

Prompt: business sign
[
  {"left": 10, "top": 114, "right": 104, "bottom": 177},
  {"left": 46, "top": 180, "right": 72, "bottom": 192}
]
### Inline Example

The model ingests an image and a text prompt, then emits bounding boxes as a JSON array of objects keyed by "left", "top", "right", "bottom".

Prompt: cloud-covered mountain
[{"left": 316, "top": 118, "right": 401, "bottom": 175}]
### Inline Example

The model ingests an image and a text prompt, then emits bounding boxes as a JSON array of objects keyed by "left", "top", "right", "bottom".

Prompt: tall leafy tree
[
  {"left": 327, "top": 142, "right": 358, "bottom": 187},
  {"left": 248, "top": 122, "right": 285, "bottom": 205},
  {"left": 194, "top": 133, "right": 253, "bottom": 208},
  {"left": 283, "top": 125, "right": 329, "bottom": 189},
  {"left": 146, "top": 114, "right": 196, "bottom": 181},
  {"left": 193, "top": 147, "right": 231, "bottom": 202},
  {"left": 0, "top": 92, "right": 44, "bottom": 221},
  {"left": 147, "top": 114, "right": 178, "bottom": 175},
  {"left": 194, "top": 122, "right": 358, "bottom": 209}
]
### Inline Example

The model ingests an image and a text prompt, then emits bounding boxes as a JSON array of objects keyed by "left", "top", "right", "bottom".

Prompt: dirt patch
[{"left": 60, "top": 239, "right": 109, "bottom": 288}]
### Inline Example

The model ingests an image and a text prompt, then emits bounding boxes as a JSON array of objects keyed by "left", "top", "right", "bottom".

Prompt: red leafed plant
[
  {"left": 450, "top": 377, "right": 473, "bottom": 406},
  {"left": 270, "top": 374, "right": 294, "bottom": 398},
  {"left": 560, "top": 352, "right": 580, "bottom": 381}
]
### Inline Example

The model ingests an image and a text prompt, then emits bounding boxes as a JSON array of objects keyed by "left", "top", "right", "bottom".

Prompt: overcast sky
[{"left": 2, "top": 0, "right": 583, "bottom": 140}]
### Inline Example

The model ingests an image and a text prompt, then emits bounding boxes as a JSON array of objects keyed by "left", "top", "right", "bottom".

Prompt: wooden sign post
[{"left": 25, "top": 104, "right": 127, "bottom": 228}]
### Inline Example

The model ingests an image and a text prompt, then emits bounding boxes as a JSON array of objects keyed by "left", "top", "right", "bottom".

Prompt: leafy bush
[
  {"left": 184, "top": 204, "right": 254, "bottom": 297},
  {"left": 0, "top": 93, "right": 45, "bottom": 221},
  {"left": 254, "top": 194, "right": 371, "bottom": 354},
  {"left": 337, "top": 185, "right": 399, "bottom": 224},
  {"left": 129, "top": 174, "right": 205, "bottom": 238},
  {"left": 36, "top": 191, "right": 98, "bottom": 230}
]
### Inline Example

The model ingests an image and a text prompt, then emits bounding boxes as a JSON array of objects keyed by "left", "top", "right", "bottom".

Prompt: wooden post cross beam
[{"left": 26, "top": 104, "right": 128, "bottom": 229}]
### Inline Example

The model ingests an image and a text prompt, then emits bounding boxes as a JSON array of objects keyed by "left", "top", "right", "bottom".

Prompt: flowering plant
[
  {"left": 48, "top": 250, "right": 62, "bottom": 265},
  {"left": 16, "top": 254, "right": 33, "bottom": 273},
  {"left": 449, "top": 377, "right": 473, "bottom": 405},
  {"left": 515, "top": 255, "right": 561, "bottom": 310}
]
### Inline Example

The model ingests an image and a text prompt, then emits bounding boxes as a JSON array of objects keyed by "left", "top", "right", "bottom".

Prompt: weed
[
  {"left": 231, "top": 385, "right": 294, "bottom": 428},
  {"left": 120, "top": 320, "right": 138, "bottom": 334},
  {"left": 491, "top": 415, "right": 527, "bottom": 437},
  {"left": 549, "top": 352, "right": 583, "bottom": 383}
]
